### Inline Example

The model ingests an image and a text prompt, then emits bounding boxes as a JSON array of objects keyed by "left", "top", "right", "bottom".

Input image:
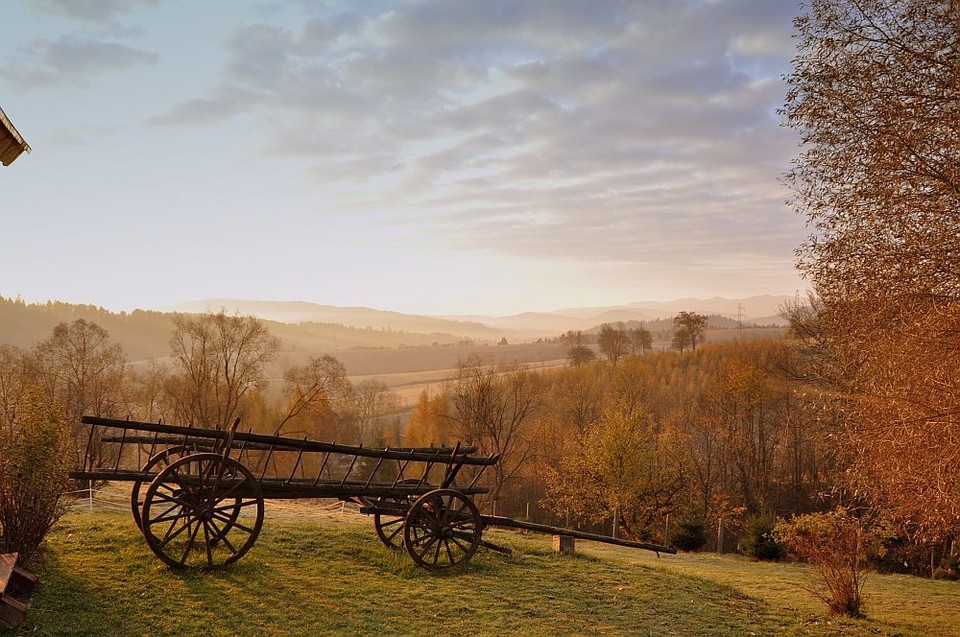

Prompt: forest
[{"left": 0, "top": 307, "right": 949, "bottom": 580}]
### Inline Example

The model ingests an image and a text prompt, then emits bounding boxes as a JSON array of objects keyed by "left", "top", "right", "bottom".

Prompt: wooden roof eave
[{"left": 0, "top": 105, "right": 31, "bottom": 166}]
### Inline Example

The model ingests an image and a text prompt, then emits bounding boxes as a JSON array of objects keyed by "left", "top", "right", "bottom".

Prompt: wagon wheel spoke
[
  {"left": 150, "top": 506, "right": 190, "bottom": 526},
  {"left": 157, "top": 513, "right": 193, "bottom": 549},
  {"left": 215, "top": 476, "right": 249, "bottom": 501},
  {"left": 157, "top": 515, "right": 189, "bottom": 547},
  {"left": 211, "top": 498, "right": 259, "bottom": 514},
  {"left": 202, "top": 520, "right": 215, "bottom": 568},
  {"left": 372, "top": 479, "right": 436, "bottom": 550},
  {"left": 431, "top": 539, "right": 442, "bottom": 567},
  {"left": 403, "top": 489, "right": 482, "bottom": 570},
  {"left": 208, "top": 518, "right": 238, "bottom": 555},
  {"left": 210, "top": 511, "right": 258, "bottom": 536},
  {"left": 374, "top": 512, "right": 407, "bottom": 549},
  {"left": 448, "top": 534, "right": 471, "bottom": 553},
  {"left": 131, "top": 445, "right": 200, "bottom": 531},
  {"left": 179, "top": 518, "right": 203, "bottom": 565},
  {"left": 415, "top": 535, "right": 440, "bottom": 557},
  {"left": 149, "top": 490, "right": 195, "bottom": 510},
  {"left": 142, "top": 453, "right": 264, "bottom": 570}
]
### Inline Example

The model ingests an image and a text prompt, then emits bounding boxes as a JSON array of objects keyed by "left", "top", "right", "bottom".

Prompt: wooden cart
[{"left": 71, "top": 416, "right": 673, "bottom": 571}]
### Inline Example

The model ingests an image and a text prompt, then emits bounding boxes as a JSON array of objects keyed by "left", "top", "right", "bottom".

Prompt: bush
[
  {"left": 775, "top": 507, "right": 884, "bottom": 618},
  {"left": 0, "top": 391, "right": 72, "bottom": 564},
  {"left": 740, "top": 516, "right": 784, "bottom": 561},
  {"left": 670, "top": 520, "right": 707, "bottom": 552}
]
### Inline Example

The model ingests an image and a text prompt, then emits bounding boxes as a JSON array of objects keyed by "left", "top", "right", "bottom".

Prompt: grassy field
[{"left": 4, "top": 505, "right": 958, "bottom": 636}]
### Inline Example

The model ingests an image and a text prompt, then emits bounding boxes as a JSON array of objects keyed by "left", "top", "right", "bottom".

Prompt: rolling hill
[{"left": 1, "top": 294, "right": 792, "bottom": 372}]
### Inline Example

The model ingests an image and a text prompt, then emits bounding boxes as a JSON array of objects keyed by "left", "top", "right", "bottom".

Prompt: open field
[
  {"left": 347, "top": 360, "right": 569, "bottom": 403},
  {"left": 311, "top": 327, "right": 784, "bottom": 405},
  {"left": 5, "top": 502, "right": 957, "bottom": 637}
]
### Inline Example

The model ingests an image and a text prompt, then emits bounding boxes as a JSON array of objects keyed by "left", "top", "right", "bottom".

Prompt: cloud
[
  {"left": 33, "top": 0, "right": 158, "bottom": 23},
  {"left": 148, "top": 0, "right": 802, "bottom": 281},
  {"left": 0, "top": 34, "right": 158, "bottom": 90},
  {"left": 41, "top": 123, "right": 126, "bottom": 145}
]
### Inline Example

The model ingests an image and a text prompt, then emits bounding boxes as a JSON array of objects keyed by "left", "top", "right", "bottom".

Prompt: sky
[{"left": 0, "top": 0, "right": 808, "bottom": 317}]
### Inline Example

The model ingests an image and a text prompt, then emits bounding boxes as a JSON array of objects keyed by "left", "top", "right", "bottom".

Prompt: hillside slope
[{"left": 13, "top": 507, "right": 944, "bottom": 637}]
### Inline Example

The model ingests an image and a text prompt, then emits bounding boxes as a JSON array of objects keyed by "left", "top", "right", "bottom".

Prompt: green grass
[{"left": 4, "top": 508, "right": 958, "bottom": 636}]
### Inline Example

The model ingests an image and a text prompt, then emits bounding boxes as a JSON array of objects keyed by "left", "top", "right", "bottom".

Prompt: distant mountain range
[
  {"left": 1, "top": 295, "right": 791, "bottom": 367},
  {"left": 172, "top": 294, "right": 792, "bottom": 340}
]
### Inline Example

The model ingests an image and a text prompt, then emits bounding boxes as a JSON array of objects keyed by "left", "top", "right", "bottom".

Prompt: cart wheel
[
  {"left": 374, "top": 497, "right": 409, "bottom": 549},
  {"left": 141, "top": 452, "right": 264, "bottom": 569},
  {"left": 403, "top": 489, "right": 482, "bottom": 570},
  {"left": 373, "top": 479, "right": 426, "bottom": 550},
  {"left": 131, "top": 445, "right": 198, "bottom": 531}
]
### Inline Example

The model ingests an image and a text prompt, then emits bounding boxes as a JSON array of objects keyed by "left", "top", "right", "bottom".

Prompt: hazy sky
[{"left": 0, "top": 0, "right": 807, "bottom": 316}]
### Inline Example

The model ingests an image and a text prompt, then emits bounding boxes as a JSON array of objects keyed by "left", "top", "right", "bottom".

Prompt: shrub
[
  {"left": 670, "top": 520, "right": 707, "bottom": 552},
  {"left": 0, "top": 391, "right": 72, "bottom": 564},
  {"left": 775, "top": 507, "right": 884, "bottom": 618},
  {"left": 740, "top": 516, "right": 784, "bottom": 561}
]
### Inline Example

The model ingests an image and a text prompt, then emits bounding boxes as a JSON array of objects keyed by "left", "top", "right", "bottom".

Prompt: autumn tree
[
  {"left": 275, "top": 354, "right": 349, "bottom": 437},
  {"left": 672, "top": 312, "right": 707, "bottom": 353},
  {"left": 0, "top": 345, "right": 27, "bottom": 425},
  {"left": 598, "top": 323, "right": 630, "bottom": 364},
  {"left": 544, "top": 402, "right": 685, "bottom": 542},
  {"left": 447, "top": 357, "right": 544, "bottom": 508},
  {"left": 344, "top": 379, "right": 401, "bottom": 445},
  {"left": 0, "top": 389, "right": 71, "bottom": 564},
  {"left": 548, "top": 364, "right": 605, "bottom": 435},
  {"left": 698, "top": 357, "right": 780, "bottom": 515},
  {"left": 630, "top": 325, "right": 653, "bottom": 355},
  {"left": 127, "top": 360, "right": 171, "bottom": 422},
  {"left": 166, "top": 312, "right": 280, "bottom": 430},
  {"left": 785, "top": 0, "right": 960, "bottom": 547},
  {"left": 405, "top": 389, "right": 452, "bottom": 448},
  {"left": 561, "top": 330, "right": 595, "bottom": 367}
]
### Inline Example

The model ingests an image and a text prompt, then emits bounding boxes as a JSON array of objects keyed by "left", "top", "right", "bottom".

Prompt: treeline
[
  {"left": 0, "top": 314, "right": 405, "bottom": 470},
  {"left": 404, "top": 338, "right": 830, "bottom": 551},
  {"left": 0, "top": 295, "right": 485, "bottom": 359},
  {"left": 3, "top": 312, "right": 818, "bottom": 549},
  {"left": 0, "top": 312, "right": 408, "bottom": 562},
  {"left": 2, "top": 309, "right": 951, "bottom": 580}
]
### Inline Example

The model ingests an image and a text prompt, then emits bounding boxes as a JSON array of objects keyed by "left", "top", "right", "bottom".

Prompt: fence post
[{"left": 88, "top": 486, "right": 94, "bottom": 510}]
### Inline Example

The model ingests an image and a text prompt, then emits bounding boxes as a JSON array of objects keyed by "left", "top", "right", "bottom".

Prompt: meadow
[{"left": 4, "top": 501, "right": 957, "bottom": 637}]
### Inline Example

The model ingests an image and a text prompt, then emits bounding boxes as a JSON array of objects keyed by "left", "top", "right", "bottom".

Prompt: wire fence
[
  {"left": 63, "top": 486, "right": 366, "bottom": 518},
  {"left": 64, "top": 487, "right": 128, "bottom": 514}
]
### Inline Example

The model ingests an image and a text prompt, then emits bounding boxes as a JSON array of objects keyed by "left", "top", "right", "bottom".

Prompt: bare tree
[
  {"left": 32, "top": 319, "right": 127, "bottom": 423},
  {"left": 344, "top": 379, "right": 401, "bottom": 445},
  {"left": 275, "top": 354, "right": 349, "bottom": 436},
  {"left": 127, "top": 360, "right": 171, "bottom": 422},
  {"left": 447, "top": 356, "right": 545, "bottom": 506},
  {"left": 167, "top": 312, "right": 280, "bottom": 429}
]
